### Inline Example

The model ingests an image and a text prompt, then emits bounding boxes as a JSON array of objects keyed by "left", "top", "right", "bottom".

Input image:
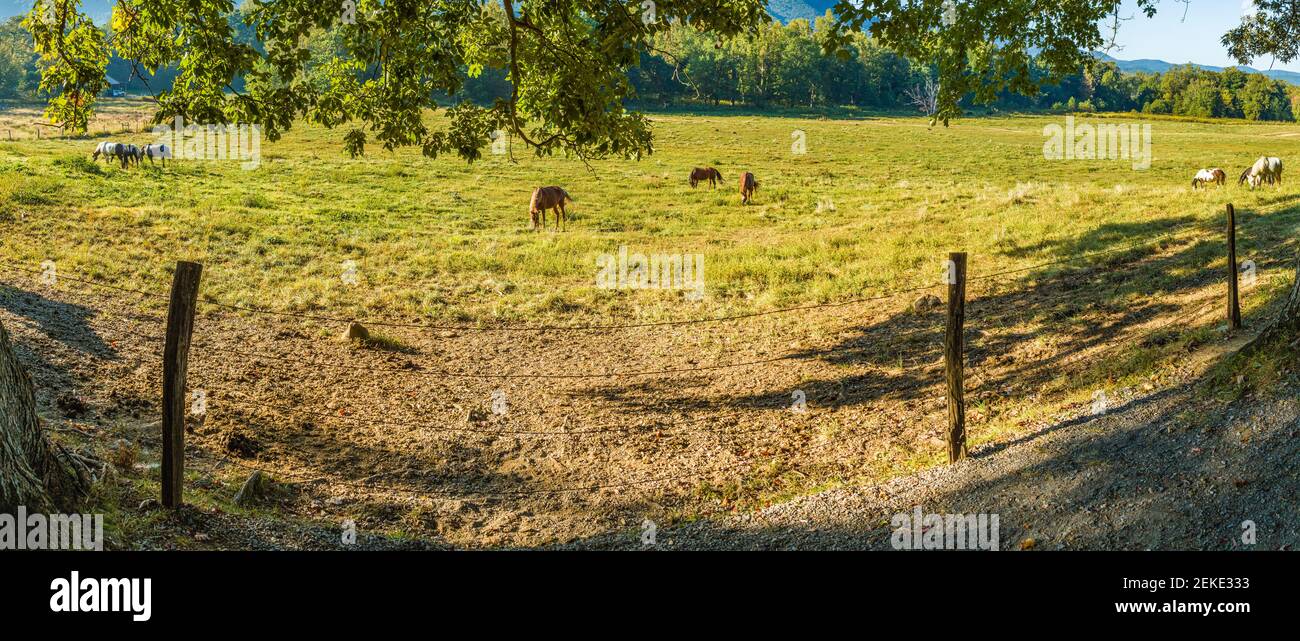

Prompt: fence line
[
  {"left": 5, "top": 201, "right": 1294, "bottom": 336},
  {"left": 1, "top": 201, "right": 1288, "bottom": 509}
]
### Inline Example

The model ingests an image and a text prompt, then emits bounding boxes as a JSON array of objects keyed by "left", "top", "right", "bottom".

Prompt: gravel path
[{"left": 565, "top": 369, "right": 1300, "bottom": 550}]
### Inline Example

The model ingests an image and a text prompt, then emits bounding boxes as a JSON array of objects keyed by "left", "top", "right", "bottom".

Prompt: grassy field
[
  {"left": 5, "top": 100, "right": 1300, "bottom": 547},
  {"left": 0, "top": 102, "right": 1297, "bottom": 323}
]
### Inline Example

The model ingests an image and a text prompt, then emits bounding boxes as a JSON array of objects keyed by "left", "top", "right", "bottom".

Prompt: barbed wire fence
[{"left": 0, "top": 203, "right": 1292, "bottom": 514}]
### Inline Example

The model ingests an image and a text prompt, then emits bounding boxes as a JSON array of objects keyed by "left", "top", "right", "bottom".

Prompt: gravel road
[{"left": 564, "top": 369, "right": 1300, "bottom": 550}]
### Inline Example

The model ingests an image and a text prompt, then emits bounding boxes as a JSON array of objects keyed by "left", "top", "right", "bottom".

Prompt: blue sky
[{"left": 1107, "top": 0, "right": 1300, "bottom": 72}]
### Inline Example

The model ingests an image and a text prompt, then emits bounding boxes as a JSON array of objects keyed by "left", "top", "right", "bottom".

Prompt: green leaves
[
  {"left": 26, "top": 0, "right": 109, "bottom": 133},
  {"left": 824, "top": 0, "right": 1160, "bottom": 125},
  {"left": 27, "top": 0, "right": 1200, "bottom": 154},
  {"left": 1222, "top": 0, "right": 1300, "bottom": 68}
]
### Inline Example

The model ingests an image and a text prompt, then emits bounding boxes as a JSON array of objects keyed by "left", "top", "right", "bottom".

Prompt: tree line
[
  {"left": 1, "top": 12, "right": 1296, "bottom": 123},
  {"left": 632, "top": 13, "right": 1299, "bottom": 122}
]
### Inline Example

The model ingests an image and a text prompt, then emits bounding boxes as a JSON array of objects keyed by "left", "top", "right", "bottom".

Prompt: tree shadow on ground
[
  {"left": 558, "top": 372, "right": 1300, "bottom": 550},
  {"left": 577, "top": 214, "right": 1236, "bottom": 419}
]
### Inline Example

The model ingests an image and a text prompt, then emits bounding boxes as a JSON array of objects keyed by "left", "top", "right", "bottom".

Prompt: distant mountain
[
  {"left": 1092, "top": 51, "right": 1300, "bottom": 86},
  {"left": 0, "top": 0, "right": 114, "bottom": 23},
  {"left": 766, "top": 0, "right": 840, "bottom": 23}
]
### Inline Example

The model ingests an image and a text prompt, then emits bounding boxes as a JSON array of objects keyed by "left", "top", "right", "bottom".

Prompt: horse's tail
[{"left": 561, "top": 188, "right": 573, "bottom": 203}]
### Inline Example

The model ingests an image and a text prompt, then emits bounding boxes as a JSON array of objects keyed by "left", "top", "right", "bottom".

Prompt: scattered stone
[
  {"left": 106, "top": 439, "right": 138, "bottom": 471},
  {"left": 234, "top": 470, "right": 274, "bottom": 506},
  {"left": 343, "top": 321, "right": 369, "bottom": 342},
  {"left": 56, "top": 391, "right": 89, "bottom": 418},
  {"left": 465, "top": 407, "right": 489, "bottom": 424},
  {"left": 222, "top": 431, "right": 262, "bottom": 458},
  {"left": 912, "top": 294, "right": 942, "bottom": 313}
]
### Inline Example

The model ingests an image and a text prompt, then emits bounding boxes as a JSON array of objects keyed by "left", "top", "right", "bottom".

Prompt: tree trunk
[
  {"left": 0, "top": 320, "right": 84, "bottom": 513},
  {"left": 1242, "top": 254, "right": 1300, "bottom": 357}
]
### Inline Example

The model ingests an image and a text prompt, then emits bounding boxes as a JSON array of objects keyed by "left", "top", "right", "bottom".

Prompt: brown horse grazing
[
  {"left": 739, "top": 172, "right": 758, "bottom": 204},
  {"left": 689, "top": 167, "right": 723, "bottom": 188},
  {"left": 529, "top": 186, "right": 573, "bottom": 231}
]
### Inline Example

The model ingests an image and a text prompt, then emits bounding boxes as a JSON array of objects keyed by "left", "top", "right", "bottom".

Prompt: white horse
[
  {"left": 1266, "top": 157, "right": 1283, "bottom": 185},
  {"left": 1240, "top": 156, "right": 1283, "bottom": 188},
  {"left": 142, "top": 143, "right": 172, "bottom": 166}
]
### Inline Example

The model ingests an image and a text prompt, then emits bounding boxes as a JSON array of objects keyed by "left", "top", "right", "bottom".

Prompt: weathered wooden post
[
  {"left": 162, "top": 261, "right": 203, "bottom": 508},
  {"left": 944, "top": 252, "right": 968, "bottom": 463},
  {"left": 1227, "top": 204, "right": 1242, "bottom": 331}
]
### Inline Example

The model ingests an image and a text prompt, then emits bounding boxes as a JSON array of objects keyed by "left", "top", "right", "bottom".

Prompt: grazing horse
[
  {"left": 1267, "top": 157, "right": 1284, "bottom": 185},
  {"left": 123, "top": 144, "right": 141, "bottom": 167},
  {"left": 1240, "top": 156, "right": 1283, "bottom": 188},
  {"left": 689, "top": 167, "right": 723, "bottom": 188},
  {"left": 529, "top": 186, "right": 573, "bottom": 231},
  {"left": 1192, "top": 168, "right": 1226, "bottom": 189},
  {"left": 142, "top": 143, "right": 172, "bottom": 166},
  {"left": 92, "top": 142, "right": 122, "bottom": 164},
  {"left": 739, "top": 172, "right": 758, "bottom": 204}
]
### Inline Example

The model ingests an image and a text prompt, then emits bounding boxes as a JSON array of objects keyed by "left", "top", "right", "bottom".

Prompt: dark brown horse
[
  {"left": 739, "top": 172, "right": 758, "bottom": 204},
  {"left": 529, "top": 186, "right": 572, "bottom": 230},
  {"left": 689, "top": 167, "right": 723, "bottom": 188}
]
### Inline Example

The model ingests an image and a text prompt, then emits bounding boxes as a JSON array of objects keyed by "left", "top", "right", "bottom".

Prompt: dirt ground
[{"left": 0, "top": 223, "right": 1257, "bottom": 549}]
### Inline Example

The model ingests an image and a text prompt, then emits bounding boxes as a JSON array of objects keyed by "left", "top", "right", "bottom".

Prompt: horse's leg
[{"left": 559, "top": 203, "right": 566, "bottom": 231}]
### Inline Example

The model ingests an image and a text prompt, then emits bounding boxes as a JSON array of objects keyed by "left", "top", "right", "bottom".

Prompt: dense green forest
[{"left": 2, "top": 11, "right": 1296, "bottom": 122}]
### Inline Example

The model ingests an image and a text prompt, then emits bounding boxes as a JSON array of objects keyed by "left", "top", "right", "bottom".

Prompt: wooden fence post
[
  {"left": 162, "top": 261, "right": 203, "bottom": 508},
  {"left": 1226, "top": 204, "right": 1242, "bottom": 331},
  {"left": 944, "top": 252, "right": 968, "bottom": 463}
]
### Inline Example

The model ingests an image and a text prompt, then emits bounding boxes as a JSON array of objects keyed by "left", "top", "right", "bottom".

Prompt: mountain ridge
[{"left": 1092, "top": 52, "right": 1300, "bottom": 86}]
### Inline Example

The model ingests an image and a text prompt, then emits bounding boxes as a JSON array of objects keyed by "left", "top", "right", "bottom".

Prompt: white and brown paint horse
[{"left": 1191, "top": 168, "right": 1226, "bottom": 189}]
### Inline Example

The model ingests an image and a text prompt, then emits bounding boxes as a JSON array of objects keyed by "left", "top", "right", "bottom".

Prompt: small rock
[
  {"left": 912, "top": 294, "right": 942, "bottom": 313},
  {"left": 222, "top": 431, "right": 262, "bottom": 458},
  {"left": 233, "top": 470, "right": 274, "bottom": 506},
  {"left": 56, "top": 392, "right": 89, "bottom": 418},
  {"left": 343, "top": 321, "right": 369, "bottom": 342}
]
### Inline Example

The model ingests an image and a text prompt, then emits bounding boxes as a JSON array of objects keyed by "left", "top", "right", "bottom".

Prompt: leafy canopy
[{"left": 27, "top": 0, "right": 1239, "bottom": 159}]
